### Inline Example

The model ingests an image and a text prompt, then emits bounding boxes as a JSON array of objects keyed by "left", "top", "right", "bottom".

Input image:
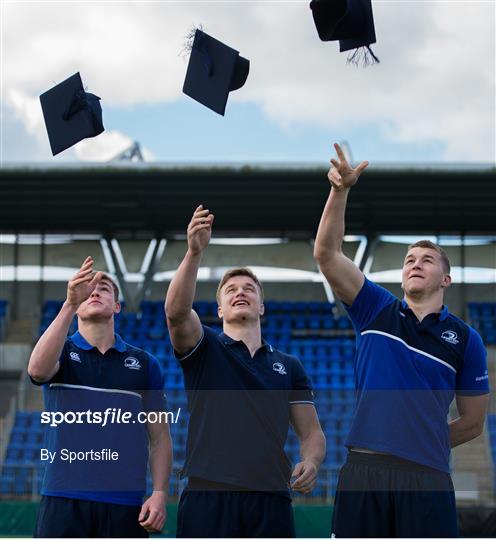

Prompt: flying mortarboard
[
  {"left": 40, "top": 72, "right": 104, "bottom": 156},
  {"left": 310, "top": 0, "right": 379, "bottom": 65},
  {"left": 182, "top": 29, "right": 250, "bottom": 116}
]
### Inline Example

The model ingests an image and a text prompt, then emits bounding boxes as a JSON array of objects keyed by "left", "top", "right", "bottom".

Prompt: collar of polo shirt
[
  {"left": 400, "top": 300, "right": 449, "bottom": 321},
  {"left": 219, "top": 332, "right": 274, "bottom": 353},
  {"left": 70, "top": 331, "right": 127, "bottom": 352}
]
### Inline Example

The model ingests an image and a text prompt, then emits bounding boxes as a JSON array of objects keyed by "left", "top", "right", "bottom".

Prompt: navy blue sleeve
[
  {"left": 143, "top": 353, "right": 168, "bottom": 412},
  {"left": 173, "top": 325, "right": 212, "bottom": 366},
  {"left": 289, "top": 357, "right": 314, "bottom": 404},
  {"left": 345, "top": 278, "right": 396, "bottom": 332},
  {"left": 456, "top": 328, "right": 490, "bottom": 396}
]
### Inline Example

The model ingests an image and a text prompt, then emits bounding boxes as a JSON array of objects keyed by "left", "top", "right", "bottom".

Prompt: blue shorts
[
  {"left": 177, "top": 478, "right": 295, "bottom": 538},
  {"left": 331, "top": 451, "right": 458, "bottom": 538}
]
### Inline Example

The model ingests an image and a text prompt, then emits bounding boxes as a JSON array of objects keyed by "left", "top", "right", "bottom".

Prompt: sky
[{"left": 1, "top": 0, "right": 495, "bottom": 165}]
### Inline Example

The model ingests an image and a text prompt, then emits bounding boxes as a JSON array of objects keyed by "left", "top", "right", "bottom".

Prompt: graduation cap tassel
[
  {"left": 182, "top": 26, "right": 213, "bottom": 77},
  {"left": 346, "top": 45, "right": 380, "bottom": 67}
]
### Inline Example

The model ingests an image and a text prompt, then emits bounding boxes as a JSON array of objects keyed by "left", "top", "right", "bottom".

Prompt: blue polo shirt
[
  {"left": 176, "top": 325, "right": 314, "bottom": 494},
  {"left": 344, "top": 278, "right": 489, "bottom": 473},
  {"left": 32, "top": 331, "right": 166, "bottom": 506}
]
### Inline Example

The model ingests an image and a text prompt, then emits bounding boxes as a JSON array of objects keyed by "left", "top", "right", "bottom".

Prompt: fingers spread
[
  {"left": 334, "top": 142, "right": 346, "bottom": 162},
  {"left": 355, "top": 160, "right": 369, "bottom": 174}
]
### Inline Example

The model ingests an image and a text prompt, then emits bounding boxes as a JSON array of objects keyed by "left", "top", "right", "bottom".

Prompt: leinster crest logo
[
  {"left": 272, "top": 362, "right": 287, "bottom": 375},
  {"left": 441, "top": 331, "right": 459, "bottom": 345},
  {"left": 124, "top": 357, "right": 141, "bottom": 370}
]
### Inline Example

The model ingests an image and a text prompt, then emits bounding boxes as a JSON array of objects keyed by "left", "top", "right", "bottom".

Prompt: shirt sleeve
[
  {"left": 173, "top": 325, "right": 211, "bottom": 365},
  {"left": 456, "top": 328, "right": 490, "bottom": 396},
  {"left": 143, "top": 353, "right": 168, "bottom": 412},
  {"left": 289, "top": 357, "right": 314, "bottom": 405},
  {"left": 345, "top": 278, "right": 396, "bottom": 332},
  {"left": 29, "top": 341, "right": 67, "bottom": 386}
]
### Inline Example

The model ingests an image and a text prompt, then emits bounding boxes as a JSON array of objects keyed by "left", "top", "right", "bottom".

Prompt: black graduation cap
[
  {"left": 182, "top": 29, "right": 250, "bottom": 116},
  {"left": 39, "top": 72, "right": 104, "bottom": 156},
  {"left": 310, "top": 0, "right": 379, "bottom": 65}
]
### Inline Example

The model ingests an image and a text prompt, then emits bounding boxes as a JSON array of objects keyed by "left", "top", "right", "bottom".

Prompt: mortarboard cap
[
  {"left": 310, "top": 0, "right": 379, "bottom": 65},
  {"left": 182, "top": 29, "right": 250, "bottom": 116},
  {"left": 40, "top": 72, "right": 104, "bottom": 156}
]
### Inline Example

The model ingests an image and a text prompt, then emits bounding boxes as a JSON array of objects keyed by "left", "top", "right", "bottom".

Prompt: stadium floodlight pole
[{"left": 103, "top": 237, "right": 135, "bottom": 312}]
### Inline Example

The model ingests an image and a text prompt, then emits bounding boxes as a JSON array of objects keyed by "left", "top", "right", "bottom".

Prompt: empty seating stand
[
  {"left": 1, "top": 299, "right": 357, "bottom": 500},
  {"left": 468, "top": 303, "right": 496, "bottom": 344},
  {"left": 0, "top": 300, "right": 8, "bottom": 341}
]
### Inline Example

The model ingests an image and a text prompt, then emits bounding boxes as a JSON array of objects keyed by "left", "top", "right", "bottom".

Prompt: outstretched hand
[
  {"left": 187, "top": 205, "right": 214, "bottom": 255},
  {"left": 66, "top": 257, "right": 103, "bottom": 307},
  {"left": 328, "top": 143, "right": 369, "bottom": 192}
]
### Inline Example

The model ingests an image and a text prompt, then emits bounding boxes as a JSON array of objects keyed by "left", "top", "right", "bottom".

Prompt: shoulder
[
  {"left": 272, "top": 351, "right": 307, "bottom": 373},
  {"left": 346, "top": 278, "right": 397, "bottom": 316},
  {"left": 444, "top": 313, "right": 486, "bottom": 358},
  {"left": 444, "top": 313, "right": 480, "bottom": 342}
]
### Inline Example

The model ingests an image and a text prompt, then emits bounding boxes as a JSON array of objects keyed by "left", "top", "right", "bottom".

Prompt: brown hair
[
  {"left": 91, "top": 271, "right": 120, "bottom": 302},
  {"left": 216, "top": 268, "right": 264, "bottom": 304},
  {"left": 407, "top": 240, "right": 451, "bottom": 274}
]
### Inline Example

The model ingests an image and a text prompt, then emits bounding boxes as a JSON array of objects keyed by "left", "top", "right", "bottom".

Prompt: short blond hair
[
  {"left": 216, "top": 268, "right": 264, "bottom": 304},
  {"left": 407, "top": 240, "right": 451, "bottom": 274}
]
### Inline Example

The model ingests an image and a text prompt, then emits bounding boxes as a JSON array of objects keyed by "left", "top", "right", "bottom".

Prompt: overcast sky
[{"left": 1, "top": 0, "right": 495, "bottom": 164}]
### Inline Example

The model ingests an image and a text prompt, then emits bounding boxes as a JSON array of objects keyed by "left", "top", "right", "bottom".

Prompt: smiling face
[
  {"left": 217, "top": 275, "right": 264, "bottom": 324},
  {"left": 77, "top": 277, "right": 121, "bottom": 322},
  {"left": 401, "top": 246, "right": 451, "bottom": 297}
]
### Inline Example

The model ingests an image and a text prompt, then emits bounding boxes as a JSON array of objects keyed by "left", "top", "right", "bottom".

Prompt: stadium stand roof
[{"left": 1, "top": 164, "right": 495, "bottom": 238}]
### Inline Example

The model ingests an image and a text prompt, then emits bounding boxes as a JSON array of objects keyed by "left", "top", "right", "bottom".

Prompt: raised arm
[
  {"left": 165, "top": 205, "right": 214, "bottom": 355},
  {"left": 28, "top": 257, "right": 102, "bottom": 383},
  {"left": 313, "top": 143, "right": 368, "bottom": 306}
]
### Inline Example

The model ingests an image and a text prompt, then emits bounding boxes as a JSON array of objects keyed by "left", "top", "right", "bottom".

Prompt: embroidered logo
[
  {"left": 272, "top": 362, "right": 287, "bottom": 375},
  {"left": 70, "top": 352, "right": 81, "bottom": 363},
  {"left": 124, "top": 357, "right": 141, "bottom": 370},
  {"left": 441, "top": 330, "right": 459, "bottom": 344}
]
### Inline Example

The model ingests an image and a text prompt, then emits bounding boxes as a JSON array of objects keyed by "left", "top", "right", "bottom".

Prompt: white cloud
[
  {"left": 7, "top": 88, "right": 45, "bottom": 140},
  {"left": 6, "top": 84, "right": 154, "bottom": 162},
  {"left": 75, "top": 131, "right": 155, "bottom": 162},
  {"left": 3, "top": 1, "right": 495, "bottom": 162}
]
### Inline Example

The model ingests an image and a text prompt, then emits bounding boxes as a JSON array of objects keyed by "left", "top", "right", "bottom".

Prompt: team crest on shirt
[
  {"left": 69, "top": 352, "right": 81, "bottom": 363},
  {"left": 272, "top": 362, "right": 287, "bottom": 375},
  {"left": 124, "top": 357, "right": 141, "bottom": 370},
  {"left": 441, "top": 330, "right": 459, "bottom": 344}
]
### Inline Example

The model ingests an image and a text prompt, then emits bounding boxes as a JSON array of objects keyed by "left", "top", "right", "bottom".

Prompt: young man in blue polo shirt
[
  {"left": 28, "top": 257, "right": 172, "bottom": 537},
  {"left": 165, "top": 205, "right": 326, "bottom": 537},
  {"left": 314, "top": 143, "right": 490, "bottom": 537}
]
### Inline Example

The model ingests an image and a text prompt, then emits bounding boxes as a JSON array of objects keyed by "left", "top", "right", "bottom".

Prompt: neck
[
  {"left": 78, "top": 318, "right": 115, "bottom": 354},
  {"left": 222, "top": 320, "right": 262, "bottom": 357},
  {"left": 404, "top": 291, "right": 444, "bottom": 322}
]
